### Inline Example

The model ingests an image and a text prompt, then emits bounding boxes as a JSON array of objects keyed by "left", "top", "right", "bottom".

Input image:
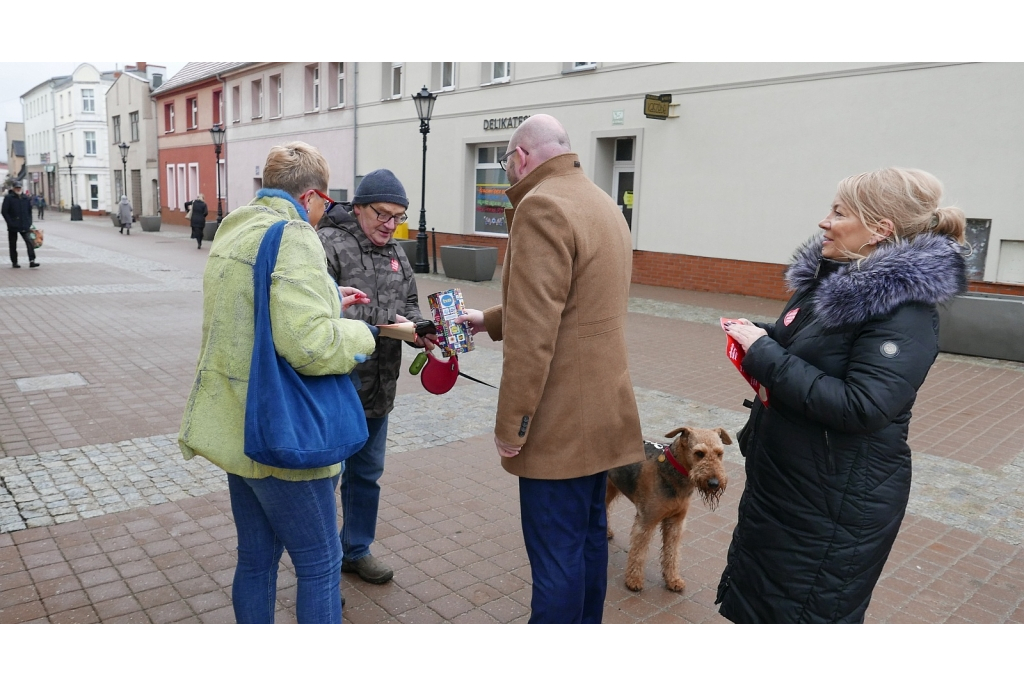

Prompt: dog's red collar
[{"left": 663, "top": 446, "right": 689, "bottom": 478}]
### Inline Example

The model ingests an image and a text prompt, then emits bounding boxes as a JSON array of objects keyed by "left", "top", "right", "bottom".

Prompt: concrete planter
[
  {"left": 395, "top": 239, "right": 418, "bottom": 266},
  {"left": 938, "top": 292, "right": 1024, "bottom": 362},
  {"left": 202, "top": 221, "right": 219, "bottom": 241},
  {"left": 140, "top": 216, "right": 161, "bottom": 232},
  {"left": 440, "top": 244, "right": 499, "bottom": 282}
]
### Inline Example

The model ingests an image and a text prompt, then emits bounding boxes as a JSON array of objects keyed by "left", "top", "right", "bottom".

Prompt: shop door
[
  {"left": 611, "top": 138, "right": 635, "bottom": 230},
  {"left": 89, "top": 175, "right": 99, "bottom": 210}
]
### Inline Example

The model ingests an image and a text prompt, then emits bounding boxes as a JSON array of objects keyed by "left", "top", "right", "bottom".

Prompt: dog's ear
[
  {"left": 717, "top": 428, "right": 732, "bottom": 445},
  {"left": 664, "top": 427, "right": 689, "bottom": 440}
]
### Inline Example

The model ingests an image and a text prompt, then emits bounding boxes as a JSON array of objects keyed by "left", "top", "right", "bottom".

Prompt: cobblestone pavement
[{"left": 2, "top": 214, "right": 1024, "bottom": 623}]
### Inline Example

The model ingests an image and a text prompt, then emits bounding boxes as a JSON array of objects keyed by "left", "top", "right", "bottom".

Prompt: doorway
[{"left": 611, "top": 138, "right": 635, "bottom": 231}]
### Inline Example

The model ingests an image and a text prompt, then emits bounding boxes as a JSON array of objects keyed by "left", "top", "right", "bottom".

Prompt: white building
[
  {"left": 223, "top": 62, "right": 1024, "bottom": 297},
  {"left": 105, "top": 63, "right": 167, "bottom": 216},
  {"left": 21, "top": 79, "right": 61, "bottom": 203},
  {"left": 52, "top": 63, "right": 115, "bottom": 214}
]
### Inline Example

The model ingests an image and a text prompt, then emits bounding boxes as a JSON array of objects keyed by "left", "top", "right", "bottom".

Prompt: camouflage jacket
[{"left": 317, "top": 202, "right": 424, "bottom": 417}]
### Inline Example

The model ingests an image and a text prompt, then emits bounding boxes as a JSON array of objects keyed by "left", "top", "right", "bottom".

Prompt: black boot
[
  {"left": 120, "top": 227, "right": 123, "bottom": 234},
  {"left": 197, "top": 240, "right": 202, "bottom": 249}
]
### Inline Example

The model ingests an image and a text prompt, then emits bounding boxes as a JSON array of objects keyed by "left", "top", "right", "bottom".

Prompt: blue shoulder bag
[{"left": 243, "top": 219, "right": 369, "bottom": 469}]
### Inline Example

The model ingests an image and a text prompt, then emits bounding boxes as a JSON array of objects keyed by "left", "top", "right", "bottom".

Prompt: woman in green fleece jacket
[{"left": 179, "top": 142, "right": 376, "bottom": 624}]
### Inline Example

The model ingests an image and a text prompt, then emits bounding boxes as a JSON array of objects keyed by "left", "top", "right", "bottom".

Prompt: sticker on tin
[
  {"left": 783, "top": 308, "right": 800, "bottom": 326},
  {"left": 880, "top": 341, "right": 900, "bottom": 358}
]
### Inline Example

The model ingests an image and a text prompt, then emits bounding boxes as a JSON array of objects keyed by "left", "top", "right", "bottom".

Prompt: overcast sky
[{"left": 1, "top": 62, "right": 188, "bottom": 162}]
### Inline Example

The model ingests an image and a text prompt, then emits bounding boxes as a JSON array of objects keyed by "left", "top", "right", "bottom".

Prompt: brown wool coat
[{"left": 482, "top": 153, "right": 644, "bottom": 480}]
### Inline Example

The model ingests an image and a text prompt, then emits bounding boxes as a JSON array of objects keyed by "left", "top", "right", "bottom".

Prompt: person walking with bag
[
  {"left": 185, "top": 193, "right": 209, "bottom": 249},
  {"left": 179, "top": 142, "right": 377, "bottom": 624},
  {"left": 3, "top": 181, "right": 39, "bottom": 268},
  {"left": 717, "top": 168, "right": 968, "bottom": 623},
  {"left": 117, "top": 195, "right": 133, "bottom": 235}
]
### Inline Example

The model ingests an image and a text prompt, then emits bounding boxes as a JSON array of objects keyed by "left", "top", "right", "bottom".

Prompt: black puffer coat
[{"left": 717, "top": 232, "right": 966, "bottom": 623}]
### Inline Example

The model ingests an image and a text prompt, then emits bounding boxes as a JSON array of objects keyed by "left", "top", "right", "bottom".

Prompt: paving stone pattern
[{"left": 2, "top": 216, "right": 1024, "bottom": 623}]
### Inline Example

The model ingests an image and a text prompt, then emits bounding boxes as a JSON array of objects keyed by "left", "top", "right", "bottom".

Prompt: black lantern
[
  {"left": 210, "top": 123, "right": 226, "bottom": 224},
  {"left": 118, "top": 142, "right": 130, "bottom": 203},
  {"left": 411, "top": 86, "right": 437, "bottom": 274},
  {"left": 65, "top": 152, "right": 82, "bottom": 221}
]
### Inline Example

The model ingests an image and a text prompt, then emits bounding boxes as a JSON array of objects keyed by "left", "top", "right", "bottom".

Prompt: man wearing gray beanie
[{"left": 317, "top": 169, "right": 436, "bottom": 585}]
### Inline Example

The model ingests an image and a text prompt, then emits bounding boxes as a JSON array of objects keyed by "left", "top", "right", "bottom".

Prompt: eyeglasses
[
  {"left": 498, "top": 146, "right": 525, "bottom": 172},
  {"left": 307, "top": 189, "right": 335, "bottom": 211},
  {"left": 369, "top": 204, "right": 408, "bottom": 225}
]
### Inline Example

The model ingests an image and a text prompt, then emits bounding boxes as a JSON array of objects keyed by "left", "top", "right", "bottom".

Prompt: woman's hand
[
  {"left": 724, "top": 319, "right": 767, "bottom": 352},
  {"left": 339, "top": 286, "right": 370, "bottom": 311}
]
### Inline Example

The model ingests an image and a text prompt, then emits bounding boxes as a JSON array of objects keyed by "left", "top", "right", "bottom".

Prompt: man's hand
[
  {"left": 339, "top": 286, "right": 370, "bottom": 311},
  {"left": 456, "top": 309, "right": 487, "bottom": 335},
  {"left": 495, "top": 435, "right": 521, "bottom": 458}
]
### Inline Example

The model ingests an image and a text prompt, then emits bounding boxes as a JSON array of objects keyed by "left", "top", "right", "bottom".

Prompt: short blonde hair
[
  {"left": 837, "top": 168, "right": 966, "bottom": 245},
  {"left": 196, "top": 193, "right": 205, "bottom": 202},
  {"left": 262, "top": 142, "right": 330, "bottom": 198}
]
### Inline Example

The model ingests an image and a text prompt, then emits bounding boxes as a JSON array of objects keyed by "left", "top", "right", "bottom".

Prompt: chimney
[{"left": 136, "top": 62, "right": 147, "bottom": 72}]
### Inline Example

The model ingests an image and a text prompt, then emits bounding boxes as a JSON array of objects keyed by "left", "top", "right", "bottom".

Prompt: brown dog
[{"left": 606, "top": 427, "right": 731, "bottom": 592}]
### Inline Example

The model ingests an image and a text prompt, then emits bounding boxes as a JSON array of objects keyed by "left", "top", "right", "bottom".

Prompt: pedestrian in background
[
  {"left": 185, "top": 194, "right": 209, "bottom": 249},
  {"left": 37, "top": 194, "right": 46, "bottom": 220},
  {"left": 717, "top": 168, "right": 968, "bottom": 623},
  {"left": 316, "top": 169, "right": 435, "bottom": 586},
  {"left": 178, "top": 142, "right": 377, "bottom": 624},
  {"left": 118, "top": 195, "right": 133, "bottom": 235},
  {"left": 459, "top": 114, "right": 644, "bottom": 623},
  {"left": 2, "top": 181, "right": 39, "bottom": 268}
]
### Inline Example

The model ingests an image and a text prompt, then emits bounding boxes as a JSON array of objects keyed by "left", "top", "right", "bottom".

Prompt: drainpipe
[{"left": 353, "top": 62, "right": 358, "bottom": 194}]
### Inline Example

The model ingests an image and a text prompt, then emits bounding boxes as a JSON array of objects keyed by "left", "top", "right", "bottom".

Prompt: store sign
[
  {"left": 40, "top": 152, "right": 50, "bottom": 163},
  {"left": 483, "top": 115, "right": 531, "bottom": 131},
  {"left": 644, "top": 94, "right": 672, "bottom": 120}
]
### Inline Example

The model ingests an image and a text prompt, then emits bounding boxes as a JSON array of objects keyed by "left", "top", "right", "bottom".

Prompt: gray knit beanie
[{"left": 352, "top": 169, "right": 409, "bottom": 208}]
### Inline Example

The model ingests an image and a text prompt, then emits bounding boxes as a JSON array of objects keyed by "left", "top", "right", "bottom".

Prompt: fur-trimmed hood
[{"left": 785, "top": 232, "right": 968, "bottom": 329}]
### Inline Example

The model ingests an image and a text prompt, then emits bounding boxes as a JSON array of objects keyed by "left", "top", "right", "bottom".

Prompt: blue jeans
[
  {"left": 340, "top": 415, "right": 389, "bottom": 562},
  {"left": 519, "top": 472, "right": 609, "bottom": 623},
  {"left": 228, "top": 472, "right": 342, "bottom": 624}
]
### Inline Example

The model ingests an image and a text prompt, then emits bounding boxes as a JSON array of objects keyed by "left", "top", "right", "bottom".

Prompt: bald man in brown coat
[{"left": 460, "top": 114, "right": 644, "bottom": 623}]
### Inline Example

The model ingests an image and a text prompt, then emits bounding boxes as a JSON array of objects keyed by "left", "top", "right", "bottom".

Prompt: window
[
  {"left": 251, "top": 79, "right": 263, "bottom": 119},
  {"left": 490, "top": 62, "right": 511, "bottom": 83},
  {"left": 84, "top": 131, "right": 96, "bottom": 156},
  {"left": 474, "top": 144, "right": 512, "bottom": 234},
  {"left": 166, "top": 164, "right": 176, "bottom": 210},
  {"left": 82, "top": 88, "right": 95, "bottom": 113},
  {"left": 382, "top": 62, "right": 403, "bottom": 99},
  {"left": 187, "top": 97, "right": 198, "bottom": 129},
  {"left": 188, "top": 163, "right": 199, "bottom": 203},
  {"left": 112, "top": 115, "right": 121, "bottom": 144},
  {"left": 165, "top": 103, "right": 175, "bottom": 132},
  {"left": 152, "top": 73, "right": 163, "bottom": 89},
  {"left": 232, "top": 85, "right": 241, "bottom": 122},
  {"left": 431, "top": 62, "right": 455, "bottom": 92},
  {"left": 305, "top": 64, "right": 320, "bottom": 112},
  {"left": 572, "top": 62, "right": 596, "bottom": 70},
  {"left": 334, "top": 62, "right": 345, "bottom": 106},
  {"left": 177, "top": 164, "right": 187, "bottom": 210},
  {"left": 213, "top": 90, "right": 223, "bottom": 125},
  {"left": 269, "top": 74, "right": 282, "bottom": 117},
  {"left": 129, "top": 111, "right": 139, "bottom": 141}
]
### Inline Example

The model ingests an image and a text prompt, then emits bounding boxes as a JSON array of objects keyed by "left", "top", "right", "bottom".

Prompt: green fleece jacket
[{"left": 178, "top": 190, "right": 377, "bottom": 481}]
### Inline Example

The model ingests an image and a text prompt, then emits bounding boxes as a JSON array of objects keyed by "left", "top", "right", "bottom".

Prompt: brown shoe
[{"left": 341, "top": 554, "right": 393, "bottom": 584}]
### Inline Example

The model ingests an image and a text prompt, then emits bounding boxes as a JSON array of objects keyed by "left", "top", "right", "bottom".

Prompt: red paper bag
[{"left": 720, "top": 318, "right": 769, "bottom": 406}]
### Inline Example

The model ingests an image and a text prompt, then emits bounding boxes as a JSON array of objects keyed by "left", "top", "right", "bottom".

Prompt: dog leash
[{"left": 457, "top": 370, "right": 499, "bottom": 389}]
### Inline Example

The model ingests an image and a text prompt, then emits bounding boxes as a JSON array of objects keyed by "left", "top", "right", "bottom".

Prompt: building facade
[
  {"left": 20, "top": 79, "right": 61, "bottom": 204},
  {"left": 106, "top": 63, "right": 167, "bottom": 217},
  {"left": 224, "top": 62, "right": 1024, "bottom": 296},
  {"left": 52, "top": 64, "right": 115, "bottom": 215},
  {"left": 152, "top": 62, "right": 245, "bottom": 226},
  {"left": 4, "top": 122, "right": 26, "bottom": 188}
]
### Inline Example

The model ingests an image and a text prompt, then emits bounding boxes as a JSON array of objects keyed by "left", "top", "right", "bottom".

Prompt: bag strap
[{"left": 252, "top": 220, "right": 289, "bottom": 346}]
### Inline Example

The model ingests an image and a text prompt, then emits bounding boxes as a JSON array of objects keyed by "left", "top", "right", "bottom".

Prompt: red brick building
[{"left": 152, "top": 63, "right": 246, "bottom": 226}]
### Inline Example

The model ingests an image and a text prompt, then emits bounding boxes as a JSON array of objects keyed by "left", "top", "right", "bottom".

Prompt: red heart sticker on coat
[{"left": 784, "top": 308, "right": 800, "bottom": 326}]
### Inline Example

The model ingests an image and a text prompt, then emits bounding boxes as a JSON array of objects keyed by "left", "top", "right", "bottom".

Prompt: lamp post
[
  {"left": 65, "top": 152, "right": 82, "bottom": 221},
  {"left": 117, "top": 142, "right": 130, "bottom": 204},
  {"left": 210, "top": 124, "right": 226, "bottom": 224},
  {"left": 411, "top": 85, "right": 436, "bottom": 274}
]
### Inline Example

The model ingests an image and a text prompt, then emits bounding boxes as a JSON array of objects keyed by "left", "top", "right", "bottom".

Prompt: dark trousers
[
  {"left": 519, "top": 471, "right": 609, "bottom": 623},
  {"left": 37, "top": 206, "right": 44, "bottom": 219},
  {"left": 8, "top": 229, "right": 35, "bottom": 265}
]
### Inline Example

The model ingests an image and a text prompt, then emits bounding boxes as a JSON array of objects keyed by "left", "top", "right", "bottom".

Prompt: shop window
[
  {"left": 474, "top": 144, "right": 511, "bottom": 234},
  {"left": 965, "top": 218, "right": 992, "bottom": 281}
]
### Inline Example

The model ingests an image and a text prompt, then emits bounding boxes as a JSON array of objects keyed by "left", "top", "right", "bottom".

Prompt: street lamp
[
  {"left": 411, "top": 85, "right": 436, "bottom": 274},
  {"left": 65, "top": 152, "right": 82, "bottom": 221},
  {"left": 117, "top": 142, "right": 130, "bottom": 204},
  {"left": 210, "top": 123, "right": 226, "bottom": 224}
]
